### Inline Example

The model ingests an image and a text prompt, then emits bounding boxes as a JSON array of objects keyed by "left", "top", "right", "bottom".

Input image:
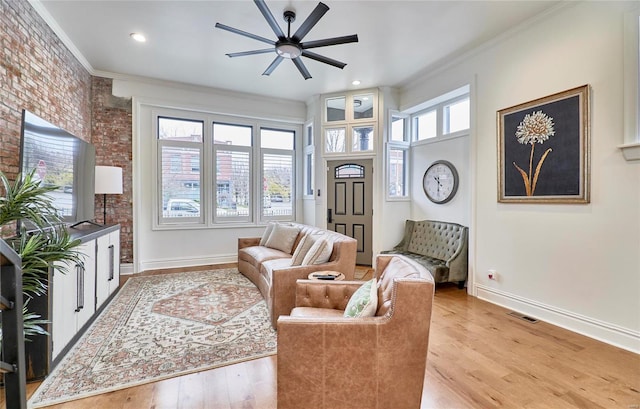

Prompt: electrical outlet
[{"left": 488, "top": 269, "right": 498, "bottom": 281}]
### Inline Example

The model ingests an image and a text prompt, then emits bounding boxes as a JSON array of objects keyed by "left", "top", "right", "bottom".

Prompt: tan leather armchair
[{"left": 277, "top": 255, "right": 435, "bottom": 409}]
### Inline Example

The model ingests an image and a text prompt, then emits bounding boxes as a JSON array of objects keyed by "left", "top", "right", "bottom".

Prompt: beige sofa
[
  {"left": 238, "top": 222, "right": 357, "bottom": 328},
  {"left": 383, "top": 219, "right": 468, "bottom": 288},
  {"left": 277, "top": 254, "right": 435, "bottom": 409}
]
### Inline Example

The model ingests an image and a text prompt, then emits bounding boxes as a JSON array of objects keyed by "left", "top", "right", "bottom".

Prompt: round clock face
[{"left": 422, "top": 160, "right": 459, "bottom": 204}]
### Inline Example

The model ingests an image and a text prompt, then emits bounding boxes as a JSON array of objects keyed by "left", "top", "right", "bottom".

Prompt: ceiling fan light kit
[{"left": 215, "top": 0, "right": 358, "bottom": 80}]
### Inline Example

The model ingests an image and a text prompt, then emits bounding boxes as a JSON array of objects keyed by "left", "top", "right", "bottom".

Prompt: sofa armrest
[
  {"left": 444, "top": 227, "right": 468, "bottom": 283},
  {"left": 294, "top": 280, "right": 364, "bottom": 310},
  {"left": 238, "top": 237, "right": 260, "bottom": 250}
]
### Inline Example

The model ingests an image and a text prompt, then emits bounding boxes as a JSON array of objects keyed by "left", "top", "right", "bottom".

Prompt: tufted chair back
[{"left": 406, "top": 220, "right": 467, "bottom": 260}]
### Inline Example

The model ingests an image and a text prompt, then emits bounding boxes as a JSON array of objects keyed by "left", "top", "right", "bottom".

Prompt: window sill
[{"left": 619, "top": 142, "right": 640, "bottom": 162}]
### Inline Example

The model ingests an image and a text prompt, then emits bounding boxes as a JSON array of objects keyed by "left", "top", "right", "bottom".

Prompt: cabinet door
[
  {"left": 51, "top": 259, "right": 75, "bottom": 360},
  {"left": 75, "top": 240, "right": 96, "bottom": 330},
  {"left": 108, "top": 230, "right": 120, "bottom": 295},
  {"left": 95, "top": 229, "right": 120, "bottom": 309},
  {"left": 95, "top": 234, "right": 111, "bottom": 308}
]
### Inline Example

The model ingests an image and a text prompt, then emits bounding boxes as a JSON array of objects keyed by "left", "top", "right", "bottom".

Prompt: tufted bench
[{"left": 382, "top": 219, "right": 468, "bottom": 288}]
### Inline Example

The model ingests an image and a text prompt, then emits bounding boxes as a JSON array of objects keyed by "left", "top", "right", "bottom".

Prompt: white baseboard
[
  {"left": 475, "top": 284, "right": 640, "bottom": 354},
  {"left": 137, "top": 254, "right": 237, "bottom": 273},
  {"left": 119, "top": 263, "right": 135, "bottom": 275}
]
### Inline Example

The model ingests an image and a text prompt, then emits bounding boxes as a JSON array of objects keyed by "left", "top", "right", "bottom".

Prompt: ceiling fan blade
[
  {"left": 292, "top": 2, "right": 329, "bottom": 42},
  {"left": 301, "top": 34, "right": 359, "bottom": 50},
  {"left": 227, "top": 48, "right": 274, "bottom": 58},
  {"left": 301, "top": 50, "right": 346, "bottom": 69},
  {"left": 263, "top": 56, "right": 284, "bottom": 76},
  {"left": 215, "top": 23, "right": 275, "bottom": 46},
  {"left": 292, "top": 58, "right": 312, "bottom": 80},
  {"left": 254, "top": 0, "right": 285, "bottom": 39}
]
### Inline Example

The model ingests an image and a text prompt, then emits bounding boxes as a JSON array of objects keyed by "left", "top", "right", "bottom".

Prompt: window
[
  {"left": 213, "top": 123, "right": 251, "bottom": 221},
  {"left": 352, "top": 125, "right": 374, "bottom": 152},
  {"left": 414, "top": 109, "right": 437, "bottom": 140},
  {"left": 353, "top": 93, "right": 374, "bottom": 120},
  {"left": 335, "top": 164, "right": 364, "bottom": 179},
  {"left": 158, "top": 117, "right": 203, "bottom": 222},
  {"left": 444, "top": 97, "right": 470, "bottom": 134},
  {"left": 388, "top": 148, "right": 407, "bottom": 197},
  {"left": 387, "top": 111, "right": 409, "bottom": 199},
  {"left": 325, "top": 96, "right": 346, "bottom": 122},
  {"left": 325, "top": 127, "right": 346, "bottom": 153},
  {"left": 155, "top": 110, "right": 298, "bottom": 227},
  {"left": 304, "top": 122, "right": 314, "bottom": 197},
  {"left": 412, "top": 94, "right": 470, "bottom": 142},
  {"left": 391, "top": 115, "right": 407, "bottom": 142},
  {"left": 261, "top": 128, "right": 295, "bottom": 219}
]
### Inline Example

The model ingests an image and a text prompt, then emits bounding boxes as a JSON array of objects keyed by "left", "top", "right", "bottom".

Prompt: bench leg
[{"left": 457, "top": 281, "right": 465, "bottom": 289}]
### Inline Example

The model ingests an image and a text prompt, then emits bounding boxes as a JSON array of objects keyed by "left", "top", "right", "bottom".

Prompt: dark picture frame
[{"left": 497, "top": 85, "right": 590, "bottom": 203}]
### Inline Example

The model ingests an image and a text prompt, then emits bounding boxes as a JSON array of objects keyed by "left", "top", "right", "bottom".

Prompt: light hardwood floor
[{"left": 9, "top": 265, "right": 640, "bottom": 409}]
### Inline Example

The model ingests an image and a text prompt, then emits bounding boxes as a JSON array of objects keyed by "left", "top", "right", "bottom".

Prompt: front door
[{"left": 327, "top": 159, "right": 373, "bottom": 265}]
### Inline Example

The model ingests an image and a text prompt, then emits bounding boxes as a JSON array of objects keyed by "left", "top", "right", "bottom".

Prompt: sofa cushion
[
  {"left": 239, "top": 246, "right": 290, "bottom": 270},
  {"left": 260, "top": 258, "right": 294, "bottom": 286},
  {"left": 259, "top": 222, "right": 276, "bottom": 246},
  {"left": 291, "top": 233, "right": 322, "bottom": 266},
  {"left": 301, "top": 238, "right": 332, "bottom": 265},
  {"left": 344, "top": 278, "right": 378, "bottom": 318},
  {"left": 290, "top": 307, "right": 345, "bottom": 319},
  {"left": 265, "top": 223, "right": 300, "bottom": 254}
]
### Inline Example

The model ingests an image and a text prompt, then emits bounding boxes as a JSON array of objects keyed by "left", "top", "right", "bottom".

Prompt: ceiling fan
[{"left": 215, "top": 0, "right": 358, "bottom": 80}]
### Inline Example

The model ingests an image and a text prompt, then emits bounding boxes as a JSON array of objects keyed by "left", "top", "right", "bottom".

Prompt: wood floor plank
[{"left": 7, "top": 267, "right": 638, "bottom": 409}]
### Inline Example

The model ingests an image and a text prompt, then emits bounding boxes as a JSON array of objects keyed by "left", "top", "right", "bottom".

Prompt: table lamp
[{"left": 95, "top": 166, "right": 123, "bottom": 225}]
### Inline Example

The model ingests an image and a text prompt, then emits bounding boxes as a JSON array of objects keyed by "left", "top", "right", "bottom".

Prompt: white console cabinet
[{"left": 49, "top": 224, "right": 120, "bottom": 364}]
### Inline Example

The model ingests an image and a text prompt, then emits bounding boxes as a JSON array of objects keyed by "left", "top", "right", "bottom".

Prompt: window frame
[
  {"left": 212, "top": 121, "right": 253, "bottom": 224},
  {"left": 152, "top": 108, "right": 300, "bottom": 229},
  {"left": 411, "top": 93, "right": 470, "bottom": 145},
  {"left": 303, "top": 121, "right": 315, "bottom": 199},
  {"left": 386, "top": 110, "right": 410, "bottom": 200},
  {"left": 156, "top": 114, "right": 205, "bottom": 226},
  {"left": 259, "top": 125, "right": 296, "bottom": 223}
]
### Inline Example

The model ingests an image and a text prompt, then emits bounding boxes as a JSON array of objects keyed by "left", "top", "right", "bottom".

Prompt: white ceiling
[{"left": 34, "top": 0, "right": 560, "bottom": 102}]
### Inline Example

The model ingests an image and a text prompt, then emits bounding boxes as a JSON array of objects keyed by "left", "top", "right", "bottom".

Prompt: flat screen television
[{"left": 19, "top": 110, "right": 96, "bottom": 226}]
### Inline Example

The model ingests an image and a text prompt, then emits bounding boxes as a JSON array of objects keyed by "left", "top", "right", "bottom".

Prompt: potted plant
[{"left": 0, "top": 169, "right": 81, "bottom": 379}]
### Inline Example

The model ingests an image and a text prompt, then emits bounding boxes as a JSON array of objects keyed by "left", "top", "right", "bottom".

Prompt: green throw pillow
[{"left": 343, "top": 278, "right": 378, "bottom": 318}]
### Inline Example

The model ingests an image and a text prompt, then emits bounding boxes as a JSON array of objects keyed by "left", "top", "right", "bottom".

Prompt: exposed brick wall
[
  {"left": 91, "top": 77, "right": 133, "bottom": 263},
  {"left": 0, "top": 0, "right": 134, "bottom": 264},
  {"left": 0, "top": 0, "right": 91, "bottom": 179}
]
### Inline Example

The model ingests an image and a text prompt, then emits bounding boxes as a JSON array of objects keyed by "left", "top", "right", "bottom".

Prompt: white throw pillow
[
  {"left": 291, "top": 234, "right": 320, "bottom": 266},
  {"left": 344, "top": 278, "right": 378, "bottom": 318},
  {"left": 301, "top": 238, "right": 333, "bottom": 265},
  {"left": 264, "top": 223, "right": 300, "bottom": 254},
  {"left": 259, "top": 222, "right": 276, "bottom": 246}
]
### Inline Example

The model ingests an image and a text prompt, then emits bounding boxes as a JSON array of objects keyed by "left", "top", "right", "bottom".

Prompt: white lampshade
[{"left": 95, "top": 166, "right": 123, "bottom": 194}]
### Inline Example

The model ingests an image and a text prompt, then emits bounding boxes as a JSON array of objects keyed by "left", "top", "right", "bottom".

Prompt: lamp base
[{"left": 103, "top": 193, "right": 107, "bottom": 225}]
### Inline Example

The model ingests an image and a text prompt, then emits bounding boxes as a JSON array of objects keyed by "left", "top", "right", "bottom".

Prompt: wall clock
[{"left": 422, "top": 160, "right": 459, "bottom": 204}]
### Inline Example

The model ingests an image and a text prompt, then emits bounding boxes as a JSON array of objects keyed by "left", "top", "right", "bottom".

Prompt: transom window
[
  {"left": 412, "top": 93, "right": 470, "bottom": 142},
  {"left": 335, "top": 164, "right": 365, "bottom": 179}
]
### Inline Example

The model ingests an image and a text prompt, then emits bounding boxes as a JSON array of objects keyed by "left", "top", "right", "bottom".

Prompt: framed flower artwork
[{"left": 497, "top": 85, "right": 590, "bottom": 204}]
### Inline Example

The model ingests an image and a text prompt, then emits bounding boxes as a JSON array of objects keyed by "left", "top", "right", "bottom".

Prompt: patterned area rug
[{"left": 28, "top": 268, "right": 277, "bottom": 408}]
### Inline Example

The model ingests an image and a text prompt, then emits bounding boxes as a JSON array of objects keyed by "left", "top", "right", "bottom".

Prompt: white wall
[
  {"left": 401, "top": 2, "right": 640, "bottom": 352},
  {"left": 112, "top": 78, "right": 306, "bottom": 273}
]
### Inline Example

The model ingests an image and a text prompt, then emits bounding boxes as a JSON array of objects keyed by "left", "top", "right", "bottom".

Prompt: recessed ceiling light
[
  {"left": 352, "top": 80, "right": 361, "bottom": 86},
  {"left": 130, "top": 33, "right": 146, "bottom": 43}
]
